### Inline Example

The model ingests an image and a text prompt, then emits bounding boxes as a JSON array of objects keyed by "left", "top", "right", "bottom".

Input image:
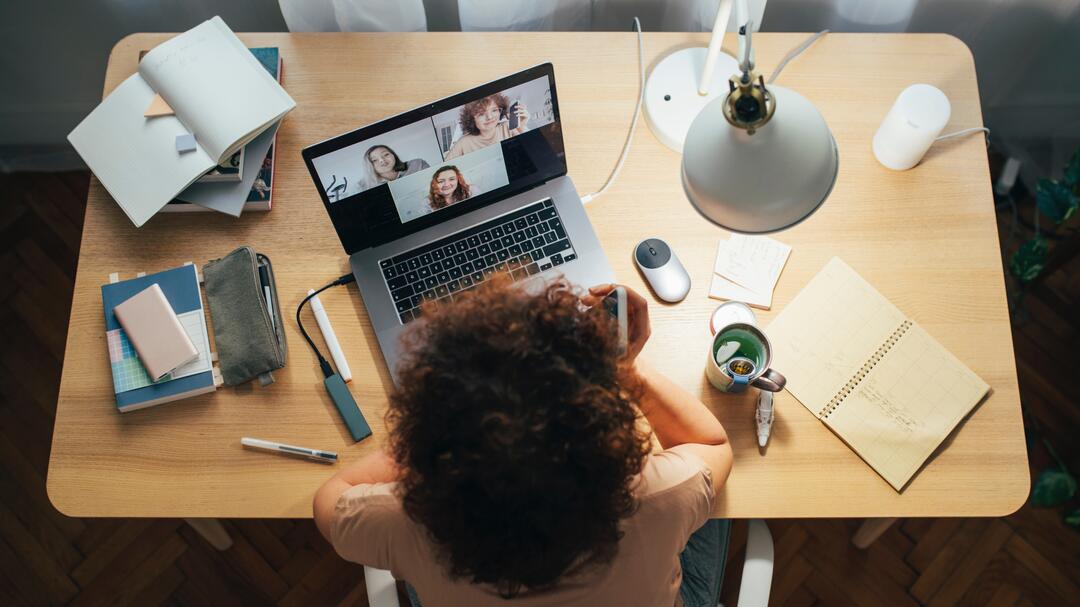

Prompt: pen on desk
[
  {"left": 307, "top": 288, "right": 352, "bottom": 382},
  {"left": 241, "top": 437, "right": 338, "bottom": 463},
  {"left": 258, "top": 265, "right": 276, "bottom": 332}
]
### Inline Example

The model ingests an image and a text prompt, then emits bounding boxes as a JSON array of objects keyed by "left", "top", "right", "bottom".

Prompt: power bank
[
  {"left": 324, "top": 373, "right": 371, "bottom": 442},
  {"left": 112, "top": 283, "right": 198, "bottom": 380}
]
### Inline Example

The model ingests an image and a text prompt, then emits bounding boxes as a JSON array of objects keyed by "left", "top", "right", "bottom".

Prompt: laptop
[{"left": 302, "top": 63, "right": 615, "bottom": 379}]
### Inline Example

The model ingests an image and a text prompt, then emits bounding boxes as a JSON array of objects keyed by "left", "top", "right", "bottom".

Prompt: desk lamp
[{"left": 647, "top": 0, "right": 839, "bottom": 233}]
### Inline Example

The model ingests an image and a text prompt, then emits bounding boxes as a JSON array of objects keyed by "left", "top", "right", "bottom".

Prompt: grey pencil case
[{"left": 203, "top": 246, "right": 286, "bottom": 386}]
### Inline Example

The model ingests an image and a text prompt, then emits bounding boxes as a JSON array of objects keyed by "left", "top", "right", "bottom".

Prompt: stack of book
[
  {"left": 68, "top": 16, "right": 295, "bottom": 226},
  {"left": 102, "top": 264, "right": 217, "bottom": 412},
  {"left": 162, "top": 46, "right": 283, "bottom": 214}
]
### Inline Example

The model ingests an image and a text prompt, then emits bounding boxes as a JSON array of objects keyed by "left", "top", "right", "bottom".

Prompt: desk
[{"left": 48, "top": 32, "right": 1028, "bottom": 523}]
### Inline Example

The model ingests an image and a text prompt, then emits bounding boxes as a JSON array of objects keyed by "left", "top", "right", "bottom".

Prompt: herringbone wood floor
[{"left": 1, "top": 172, "right": 1077, "bottom": 606}]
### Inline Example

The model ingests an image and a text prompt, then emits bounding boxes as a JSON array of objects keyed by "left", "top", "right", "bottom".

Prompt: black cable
[{"left": 296, "top": 273, "right": 355, "bottom": 378}]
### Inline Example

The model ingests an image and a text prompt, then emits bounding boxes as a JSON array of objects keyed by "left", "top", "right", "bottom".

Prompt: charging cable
[
  {"left": 296, "top": 272, "right": 356, "bottom": 378},
  {"left": 295, "top": 272, "right": 372, "bottom": 442},
  {"left": 581, "top": 16, "right": 644, "bottom": 205}
]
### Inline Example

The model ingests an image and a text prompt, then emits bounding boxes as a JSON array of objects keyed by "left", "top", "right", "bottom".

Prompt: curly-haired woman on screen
[
  {"left": 426, "top": 165, "right": 481, "bottom": 211},
  {"left": 445, "top": 93, "right": 529, "bottom": 159}
]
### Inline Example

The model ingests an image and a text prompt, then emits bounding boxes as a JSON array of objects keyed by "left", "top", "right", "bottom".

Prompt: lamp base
[{"left": 644, "top": 47, "right": 740, "bottom": 153}]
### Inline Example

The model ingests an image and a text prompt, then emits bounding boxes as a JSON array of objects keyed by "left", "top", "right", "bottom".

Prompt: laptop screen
[{"left": 302, "top": 64, "right": 565, "bottom": 254}]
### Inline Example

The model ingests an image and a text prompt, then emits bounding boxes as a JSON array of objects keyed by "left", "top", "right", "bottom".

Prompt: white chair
[{"left": 363, "top": 519, "right": 774, "bottom": 607}]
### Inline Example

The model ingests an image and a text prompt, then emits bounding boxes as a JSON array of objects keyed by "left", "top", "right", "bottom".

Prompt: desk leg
[
  {"left": 185, "top": 518, "right": 233, "bottom": 551},
  {"left": 852, "top": 517, "right": 897, "bottom": 549}
]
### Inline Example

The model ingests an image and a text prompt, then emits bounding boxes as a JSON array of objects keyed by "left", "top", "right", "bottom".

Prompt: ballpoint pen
[{"left": 241, "top": 437, "right": 338, "bottom": 463}]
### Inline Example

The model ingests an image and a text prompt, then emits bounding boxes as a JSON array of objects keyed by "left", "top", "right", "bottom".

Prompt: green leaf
[
  {"left": 1065, "top": 508, "right": 1080, "bottom": 530},
  {"left": 1064, "top": 147, "right": 1080, "bottom": 187},
  {"left": 1036, "top": 178, "right": 1078, "bottom": 224},
  {"left": 1009, "top": 236, "right": 1048, "bottom": 283},
  {"left": 1031, "top": 467, "right": 1077, "bottom": 507}
]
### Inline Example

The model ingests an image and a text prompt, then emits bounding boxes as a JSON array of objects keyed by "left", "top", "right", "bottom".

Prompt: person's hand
[
  {"left": 514, "top": 103, "right": 529, "bottom": 130},
  {"left": 582, "top": 284, "right": 651, "bottom": 362}
]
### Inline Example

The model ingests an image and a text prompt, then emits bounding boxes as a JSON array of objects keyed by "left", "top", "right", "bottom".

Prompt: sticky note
[
  {"left": 175, "top": 133, "right": 197, "bottom": 153},
  {"left": 144, "top": 94, "right": 175, "bottom": 117}
]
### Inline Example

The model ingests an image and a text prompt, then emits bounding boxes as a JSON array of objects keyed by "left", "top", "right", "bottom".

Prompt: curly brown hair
[
  {"left": 387, "top": 276, "right": 651, "bottom": 597},
  {"left": 427, "top": 165, "right": 471, "bottom": 210},
  {"left": 458, "top": 93, "right": 510, "bottom": 136}
]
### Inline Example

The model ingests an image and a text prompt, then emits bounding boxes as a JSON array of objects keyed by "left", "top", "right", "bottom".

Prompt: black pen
[{"left": 258, "top": 264, "right": 275, "bottom": 331}]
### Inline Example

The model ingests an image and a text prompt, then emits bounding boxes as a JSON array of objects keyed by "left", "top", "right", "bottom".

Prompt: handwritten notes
[{"left": 708, "top": 235, "right": 792, "bottom": 309}]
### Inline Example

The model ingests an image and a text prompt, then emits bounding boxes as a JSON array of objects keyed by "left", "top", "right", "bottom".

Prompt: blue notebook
[{"left": 102, "top": 264, "right": 215, "bottom": 412}]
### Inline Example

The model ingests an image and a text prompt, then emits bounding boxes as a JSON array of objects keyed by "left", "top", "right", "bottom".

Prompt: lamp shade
[{"left": 682, "top": 85, "right": 838, "bottom": 233}]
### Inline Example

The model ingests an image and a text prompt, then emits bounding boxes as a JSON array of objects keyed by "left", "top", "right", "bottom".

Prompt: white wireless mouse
[{"left": 634, "top": 238, "right": 691, "bottom": 303}]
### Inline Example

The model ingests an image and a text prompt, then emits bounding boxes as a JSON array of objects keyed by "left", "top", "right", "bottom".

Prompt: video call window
[{"left": 309, "top": 76, "right": 555, "bottom": 224}]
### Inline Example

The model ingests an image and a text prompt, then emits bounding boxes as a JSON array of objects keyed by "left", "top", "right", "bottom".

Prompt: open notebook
[
  {"left": 68, "top": 16, "right": 294, "bottom": 226},
  {"left": 767, "top": 258, "right": 989, "bottom": 491}
]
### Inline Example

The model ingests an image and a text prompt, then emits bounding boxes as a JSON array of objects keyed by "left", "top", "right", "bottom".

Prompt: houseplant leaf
[
  {"left": 1008, "top": 236, "right": 1048, "bottom": 283},
  {"left": 1064, "top": 147, "right": 1080, "bottom": 187},
  {"left": 1031, "top": 467, "right": 1077, "bottom": 507},
  {"left": 1065, "top": 508, "right": 1080, "bottom": 530},
  {"left": 1036, "top": 178, "right": 1077, "bottom": 224}
]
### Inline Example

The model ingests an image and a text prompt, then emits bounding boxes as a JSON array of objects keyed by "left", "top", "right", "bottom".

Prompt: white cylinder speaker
[{"left": 872, "top": 84, "right": 951, "bottom": 171}]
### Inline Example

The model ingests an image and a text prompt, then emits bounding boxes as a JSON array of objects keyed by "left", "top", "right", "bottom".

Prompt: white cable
[
  {"left": 581, "top": 17, "right": 643, "bottom": 205},
  {"left": 936, "top": 126, "right": 990, "bottom": 146},
  {"left": 768, "top": 30, "right": 828, "bottom": 84}
]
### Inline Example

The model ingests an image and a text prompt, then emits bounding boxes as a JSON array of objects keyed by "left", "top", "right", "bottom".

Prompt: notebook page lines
[
  {"left": 826, "top": 323, "right": 990, "bottom": 490},
  {"left": 767, "top": 257, "right": 906, "bottom": 417}
]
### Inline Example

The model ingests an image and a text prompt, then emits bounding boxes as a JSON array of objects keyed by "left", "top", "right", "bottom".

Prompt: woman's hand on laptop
[{"left": 583, "top": 284, "right": 651, "bottom": 362}]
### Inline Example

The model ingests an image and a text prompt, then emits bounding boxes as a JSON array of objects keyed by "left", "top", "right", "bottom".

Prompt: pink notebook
[{"left": 112, "top": 283, "right": 198, "bottom": 380}]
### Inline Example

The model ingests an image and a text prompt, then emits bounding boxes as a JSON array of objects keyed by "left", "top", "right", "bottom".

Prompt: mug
[{"left": 705, "top": 322, "right": 786, "bottom": 393}]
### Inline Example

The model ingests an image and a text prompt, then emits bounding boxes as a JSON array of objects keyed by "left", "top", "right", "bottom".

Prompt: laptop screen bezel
[{"left": 301, "top": 63, "right": 565, "bottom": 254}]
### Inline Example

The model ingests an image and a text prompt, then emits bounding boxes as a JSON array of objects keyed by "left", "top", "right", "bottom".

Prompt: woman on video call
[
  {"left": 445, "top": 93, "right": 529, "bottom": 159},
  {"left": 363, "top": 144, "right": 430, "bottom": 189},
  {"left": 427, "top": 166, "right": 480, "bottom": 211}
]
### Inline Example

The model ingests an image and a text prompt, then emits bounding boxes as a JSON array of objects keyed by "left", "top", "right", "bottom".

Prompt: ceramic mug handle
[{"left": 751, "top": 369, "right": 786, "bottom": 392}]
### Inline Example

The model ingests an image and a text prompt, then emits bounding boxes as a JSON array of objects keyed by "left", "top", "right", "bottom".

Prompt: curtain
[{"left": 277, "top": 0, "right": 768, "bottom": 33}]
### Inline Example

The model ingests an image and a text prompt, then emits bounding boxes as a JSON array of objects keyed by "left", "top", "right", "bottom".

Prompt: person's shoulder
[
  {"left": 331, "top": 483, "right": 428, "bottom": 569},
  {"left": 635, "top": 448, "right": 714, "bottom": 500},
  {"left": 335, "top": 482, "right": 404, "bottom": 519},
  {"left": 446, "top": 138, "right": 470, "bottom": 158}
]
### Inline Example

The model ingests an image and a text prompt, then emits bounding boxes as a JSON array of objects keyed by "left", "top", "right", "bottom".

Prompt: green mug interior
[{"left": 712, "top": 326, "right": 766, "bottom": 375}]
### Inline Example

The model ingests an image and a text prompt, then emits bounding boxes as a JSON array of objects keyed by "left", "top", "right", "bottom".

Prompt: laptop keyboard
[{"left": 380, "top": 199, "right": 578, "bottom": 324}]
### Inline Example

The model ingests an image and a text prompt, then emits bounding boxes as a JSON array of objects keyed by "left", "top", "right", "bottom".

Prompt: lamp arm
[
  {"left": 698, "top": 0, "right": 734, "bottom": 95},
  {"left": 735, "top": 0, "right": 754, "bottom": 76}
]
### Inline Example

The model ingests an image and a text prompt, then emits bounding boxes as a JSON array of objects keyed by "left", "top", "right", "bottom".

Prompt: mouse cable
[
  {"left": 580, "top": 16, "right": 644, "bottom": 205},
  {"left": 296, "top": 272, "right": 355, "bottom": 379}
]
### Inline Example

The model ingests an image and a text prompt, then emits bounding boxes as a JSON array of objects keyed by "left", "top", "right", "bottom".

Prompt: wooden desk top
[{"left": 48, "top": 32, "right": 1028, "bottom": 519}]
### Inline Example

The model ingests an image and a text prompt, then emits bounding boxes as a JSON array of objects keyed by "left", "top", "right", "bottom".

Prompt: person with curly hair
[
  {"left": 314, "top": 277, "right": 734, "bottom": 607},
  {"left": 445, "top": 93, "right": 529, "bottom": 159},
  {"left": 425, "top": 165, "right": 479, "bottom": 211}
]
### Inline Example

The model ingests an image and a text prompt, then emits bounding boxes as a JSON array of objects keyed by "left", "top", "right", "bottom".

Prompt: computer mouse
[{"left": 634, "top": 238, "right": 691, "bottom": 303}]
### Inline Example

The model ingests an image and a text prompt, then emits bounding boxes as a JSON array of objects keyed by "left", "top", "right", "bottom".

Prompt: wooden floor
[{"left": 0, "top": 172, "right": 1077, "bottom": 606}]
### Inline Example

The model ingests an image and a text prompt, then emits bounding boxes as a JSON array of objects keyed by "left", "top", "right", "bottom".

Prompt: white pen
[
  {"left": 307, "top": 288, "right": 352, "bottom": 382},
  {"left": 241, "top": 437, "right": 338, "bottom": 463},
  {"left": 756, "top": 390, "right": 774, "bottom": 448}
]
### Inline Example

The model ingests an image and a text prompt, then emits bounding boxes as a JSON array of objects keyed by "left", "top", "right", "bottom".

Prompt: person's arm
[
  {"left": 634, "top": 359, "right": 733, "bottom": 493},
  {"left": 583, "top": 284, "right": 733, "bottom": 494},
  {"left": 312, "top": 448, "right": 401, "bottom": 542}
]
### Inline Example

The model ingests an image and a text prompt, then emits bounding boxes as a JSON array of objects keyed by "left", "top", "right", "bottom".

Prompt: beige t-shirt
[
  {"left": 331, "top": 449, "right": 715, "bottom": 607},
  {"left": 445, "top": 123, "right": 513, "bottom": 159}
]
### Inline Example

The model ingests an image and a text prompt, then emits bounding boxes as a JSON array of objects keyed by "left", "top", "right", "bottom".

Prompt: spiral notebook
[{"left": 767, "top": 258, "right": 989, "bottom": 491}]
